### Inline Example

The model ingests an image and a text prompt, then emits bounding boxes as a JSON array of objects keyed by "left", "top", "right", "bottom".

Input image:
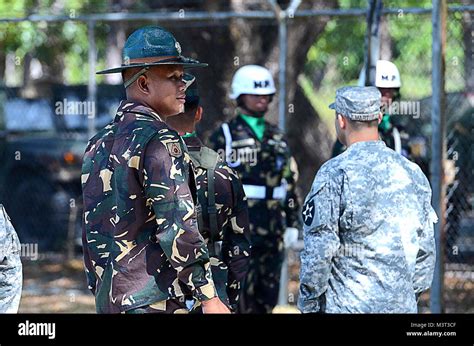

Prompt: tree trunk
[
  {"left": 379, "top": 17, "right": 393, "bottom": 61},
  {"left": 461, "top": 3, "right": 473, "bottom": 91},
  {"left": 0, "top": 51, "right": 5, "bottom": 83}
]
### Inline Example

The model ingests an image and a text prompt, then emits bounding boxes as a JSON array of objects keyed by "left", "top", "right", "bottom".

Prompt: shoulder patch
[
  {"left": 166, "top": 142, "right": 182, "bottom": 158},
  {"left": 302, "top": 199, "right": 315, "bottom": 226}
]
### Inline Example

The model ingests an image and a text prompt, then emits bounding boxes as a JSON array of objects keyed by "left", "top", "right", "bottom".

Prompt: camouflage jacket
[
  {"left": 0, "top": 204, "right": 22, "bottom": 313},
  {"left": 208, "top": 114, "right": 301, "bottom": 246},
  {"left": 184, "top": 135, "right": 251, "bottom": 310},
  {"left": 81, "top": 101, "right": 217, "bottom": 313},
  {"left": 298, "top": 140, "right": 437, "bottom": 313}
]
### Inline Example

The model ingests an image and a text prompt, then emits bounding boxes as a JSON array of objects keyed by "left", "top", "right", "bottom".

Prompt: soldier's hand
[
  {"left": 201, "top": 297, "right": 231, "bottom": 314},
  {"left": 284, "top": 227, "right": 299, "bottom": 249}
]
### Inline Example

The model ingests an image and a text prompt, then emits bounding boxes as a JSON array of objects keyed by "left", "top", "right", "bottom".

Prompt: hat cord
[{"left": 124, "top": 66, "right": 150, "bottom": 88}]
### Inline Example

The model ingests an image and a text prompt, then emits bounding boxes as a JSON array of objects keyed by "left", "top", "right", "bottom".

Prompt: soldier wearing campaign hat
[
  {"left": 82, "top": 26, "right": 229, "bottom": 314},
  {"left": 298, "top": 86, "right": 437, "bottom": 313}
]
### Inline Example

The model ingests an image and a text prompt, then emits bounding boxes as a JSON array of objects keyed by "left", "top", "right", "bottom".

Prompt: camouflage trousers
[
  {"left": 0, "top": 205, "right": 22, "bottom": 313},
  {"left": 124, "top": 298, "right": 188, "bottom": 314},
  {"left": 238, "top": 240, "right": 284, "bottom": 313}
]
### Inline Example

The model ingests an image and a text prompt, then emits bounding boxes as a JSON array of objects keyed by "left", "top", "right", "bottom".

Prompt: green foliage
[
  {"left": 303, "top": 0, "right": 468, "bottom": 130},
  {"left": 0, "top": 0, "right": 108, "bottom": 84},
  {"left": 0, "top": 0, "right": 469, "bottom": 97}
]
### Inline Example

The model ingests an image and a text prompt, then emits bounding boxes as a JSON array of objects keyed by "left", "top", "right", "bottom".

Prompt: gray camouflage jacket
[
  {"left": 0, "top": 204, "right": 22, "bottom": 313},
  {"left": 298, "top": 140, "right": 437, "bottom": 313}
]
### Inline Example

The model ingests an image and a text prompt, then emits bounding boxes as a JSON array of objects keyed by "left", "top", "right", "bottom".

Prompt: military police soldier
[
  {"left": 298, "top": 86, "right": 437, "bottom": 313},
  {"left": 375, "top": 60, "right": 430, "bottom": 176},
  {"left": 208, "top": 65, "right": 301, "bottom": 313},
  {"left": 332, "top": 60, "right": 425, "bottom": 167},
  {"left": 0, "top": 204, "right": 22, "bottom": 313},
  {"left": 82, "top": 26, "right": 229, "bottom": 313},
  {"left": 166, "top": 74, "right": 251, "bottom": 312},
  {"left": 375, "top": 60, "right": 410, "bottom": 157}
]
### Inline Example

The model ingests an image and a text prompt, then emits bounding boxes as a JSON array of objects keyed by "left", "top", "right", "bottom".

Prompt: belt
[{"left": 243, "top": 183, "right": 287, "bottom": 200}]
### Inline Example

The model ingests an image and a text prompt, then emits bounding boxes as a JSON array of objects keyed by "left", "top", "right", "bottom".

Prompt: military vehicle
[{"left": 0, "top": 84, "right": 124, "bottom": 250}]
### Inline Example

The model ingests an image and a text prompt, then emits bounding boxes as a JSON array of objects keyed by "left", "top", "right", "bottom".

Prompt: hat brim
[
  {"left": 329, "top": 102, "right": 335, "bottom": 109},
  {"left": 96, "top": 57, "right": 208, "bottom": 75}
]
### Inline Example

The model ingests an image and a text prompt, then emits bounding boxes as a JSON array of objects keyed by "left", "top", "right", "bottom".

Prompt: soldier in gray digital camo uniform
[
  {"left": 298, "top": 86, "right": 437, "bottom": 313},
  {"left": 0, "top": 204, "right": 22, "bottom": 313}
]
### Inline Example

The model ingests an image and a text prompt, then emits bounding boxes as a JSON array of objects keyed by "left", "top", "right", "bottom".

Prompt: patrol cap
[
  {"left": 96, "top": 25, "right": 207, "bottom": 75},
  {"left": 329, "top": 86, "right": 381, "bottom": 121}
]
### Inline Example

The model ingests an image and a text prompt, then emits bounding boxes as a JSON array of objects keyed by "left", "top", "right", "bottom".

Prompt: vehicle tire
[{"left": 5, "top": 174, "right": 69, "bottom": 251}]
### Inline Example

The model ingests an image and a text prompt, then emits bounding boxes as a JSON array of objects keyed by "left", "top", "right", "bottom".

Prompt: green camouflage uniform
[
  {"left": 183, "top": 134, "right": 251, "bottom": 312},
  {"left": 81, "top": 101, "right": 217, "bottom": 313},
  {"left": 208, "top": 114, "right": 301, "bottom": 313}
]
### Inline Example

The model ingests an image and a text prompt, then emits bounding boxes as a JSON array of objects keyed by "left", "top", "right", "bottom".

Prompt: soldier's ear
[
  {"left": 337, "top": 113, "right": 346, "bottom": 129},
  {"left": 137, "top": 75, "right": 149, "bottom": 94},
  {"left": 194, "top": 106, "right": 203, "bottom": 124},
  {"left": 377, "top": 112, "right": 383, "bottom": 124}
]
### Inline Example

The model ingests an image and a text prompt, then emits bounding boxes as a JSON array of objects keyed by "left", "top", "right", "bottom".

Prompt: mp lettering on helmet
[
  {"left": 254, "top": 80, "right": 270, "bottom": 89},
  {"left": 375, "top": 60, "right": 401, "bottom": 88},
  {"left": 381, "top": 75, "right": 396, "bottom": 81}
]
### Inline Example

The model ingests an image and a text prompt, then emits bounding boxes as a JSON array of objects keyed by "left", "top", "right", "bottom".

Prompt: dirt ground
[
  {"left": 287, "top": 251, "right": 474, "bottom": 314},
  {"left": 19, "top": 254, "right": 95, "bottom": 313},
  {"left": 17, "top": 253, "right": 473, "bottom": 313}
]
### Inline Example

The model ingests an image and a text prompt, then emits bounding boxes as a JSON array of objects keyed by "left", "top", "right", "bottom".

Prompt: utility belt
[{"left": 242, "top": 182, "right": 287, "bottom": 200}]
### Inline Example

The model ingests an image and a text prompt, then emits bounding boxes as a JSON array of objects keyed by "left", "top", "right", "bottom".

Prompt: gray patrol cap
[{"left": 329, "top": 86, "right": 381, "bottom": 121}]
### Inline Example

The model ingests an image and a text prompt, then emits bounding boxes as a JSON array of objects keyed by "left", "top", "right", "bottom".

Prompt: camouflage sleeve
[
  {"left": 81, "top": 227, "right": 96, "bottom": 295},
  {"left": 81, "top": 136, "right": 101, "bottom": 295},
  {"left": 143, "top": 135, "right": 217, "bottom": 302},
  {"left": 298, "top": 170, "right": 341, "bottom": 313},
  {"left": 207, "top": 126, "right": 226, "bottom": 154},
  {"left": 0, "top": 205, "right": 22, "bottom": 313},
  {"left": 283, "top": 149, "right": 302, "bottom": 229},
  {"left": 221, "top": 167, "right": 251, "bottom": 308},
  {"left": 413, "top": 173, "right": 437, "bottom": 296}
]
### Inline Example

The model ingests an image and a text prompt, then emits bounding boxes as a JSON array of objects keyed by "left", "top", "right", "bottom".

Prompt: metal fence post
[
  {"left": 362, "top": 0, "right": 382, "bottom": 86},
  {"left": 87, "top": 20, "right": 97, "bottom": 140},
  {"left": 268, "top": 0, "right": 302, "bottom": 306},
  {"left": 430, "top": 0, "right": 447, "bottom": 314},
  {"left": 277, "top": 14, "right": 287, "bottom": 132}
]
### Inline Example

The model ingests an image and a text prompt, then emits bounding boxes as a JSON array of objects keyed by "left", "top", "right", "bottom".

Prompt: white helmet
[
  {"left": 375, "top": 60, "right": 401, "bottom": 88},
  {"left": 229, "top": 65, "right": 276, "bottom": 100}
]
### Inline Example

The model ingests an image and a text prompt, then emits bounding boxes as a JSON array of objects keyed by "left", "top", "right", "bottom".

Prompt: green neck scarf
[
  {"left": 181, "top": 131, "right": 197, "bottom": 138},
  {"left": 379, "top": 114, "right": 392, "bottom": 133},
  {"left": 239, "top": 113, "right": 265, "bottom": 141}
]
